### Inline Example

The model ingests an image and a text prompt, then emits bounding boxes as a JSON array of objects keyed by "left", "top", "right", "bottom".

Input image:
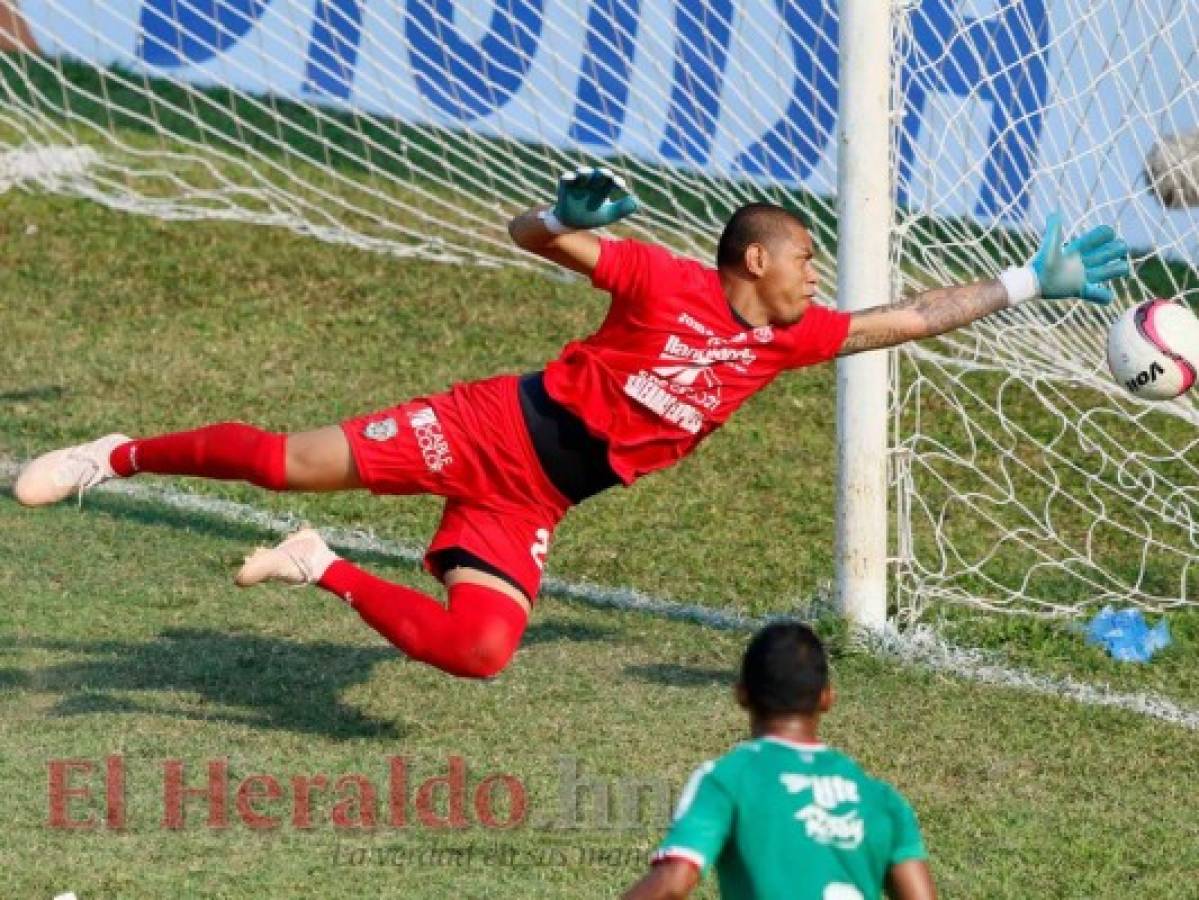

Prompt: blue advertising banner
[{"left": 15, "top": 0, "right": 1199, "bottom": 254}]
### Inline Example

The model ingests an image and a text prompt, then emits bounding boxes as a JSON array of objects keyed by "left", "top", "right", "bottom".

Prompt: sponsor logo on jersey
[
  {"left": 628, "top": 330, "right": 763, "bottom": 430},
  {"left": 796, "top": 804, "right": 865, "bottom": 850},
  {"left": 624, "top": 372, "right": 705, "bottom": 434},
  {"left": 782, "top": 774, "right": 865, "bottom": 850},
  {"left": 674, "top": 313, "right": 773, "bottom": 348},
  {"left": 530, "top": 528, "right": 550, "bottom": 570},
  {"left": 660, "top": 334, "right": 756, "bottom": 367},
  {"left": 677, "top": 312, "right": 715, "bottom": 336},
  {"left": 781, "top": 774, "right": 861, "bottom": 808},
  {"left": 363, "top": 417, "right": 399, "bottom": 442},
  {"left": 407, "top": 406, "right": 453, "bottom": 472}
]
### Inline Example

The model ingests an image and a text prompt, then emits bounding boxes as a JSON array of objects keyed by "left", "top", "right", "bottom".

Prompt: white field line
[
  {"left": 866, "top": 628, "right": 1199, "bottom": 730},
  {"left": 0, "top": 147, "right": 100, "bottom": 193},
  {"left": 2, "top": 458, "right": 1196, "bottom": 730}
]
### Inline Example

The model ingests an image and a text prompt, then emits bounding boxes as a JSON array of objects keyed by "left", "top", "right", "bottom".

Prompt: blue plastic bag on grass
[{"left": 1084, "top": 606, "right": 1171, "bottom": 663}]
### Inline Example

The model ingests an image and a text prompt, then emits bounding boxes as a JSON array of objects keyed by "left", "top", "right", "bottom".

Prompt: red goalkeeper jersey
[{"left": 542, "top": 238, "right": 851, "bottom": 485}]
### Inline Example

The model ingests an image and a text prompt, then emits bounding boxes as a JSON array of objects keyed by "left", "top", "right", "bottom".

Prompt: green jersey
[{"left": 653, "top": 737, "right": 926, "bottom": 900}]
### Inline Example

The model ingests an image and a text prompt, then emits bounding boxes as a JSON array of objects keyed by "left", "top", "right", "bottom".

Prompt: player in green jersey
[{"left": 622, "top": 622, "right": 936, "bottom": 900}]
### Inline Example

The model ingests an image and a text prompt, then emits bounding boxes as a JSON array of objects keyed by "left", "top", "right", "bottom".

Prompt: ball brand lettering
[{"left": 1126, "top": 360, "right": 1165, "bottom": 392}]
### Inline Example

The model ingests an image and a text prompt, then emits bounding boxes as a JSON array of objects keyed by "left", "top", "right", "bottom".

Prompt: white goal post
[
  {"left": 2, "top": 0, "right": 1198, "bottom": 625},
  {"left": 834, "top": 0, "right": 891, "bottom": 629}
]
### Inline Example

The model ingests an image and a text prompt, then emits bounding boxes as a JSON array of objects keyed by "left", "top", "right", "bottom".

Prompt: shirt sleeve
[
  {"left": 651, "top": 760, "right": 734, "bottom": 874},
  {"left": 590, "top": 238, "right": 674, "bottom": 311},
  {"left": 782, "top": 302, "right": 852, "bottom": 368},
  {"left": 882, "top": 783, "right": 928, "bottom": 866}
]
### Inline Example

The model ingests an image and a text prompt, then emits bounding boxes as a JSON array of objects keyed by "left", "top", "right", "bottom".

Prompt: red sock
[
  {"left": 109, "top": 422, "right": 288, "bottom": 490},
  {"left": 319, "top": 560, "right": 527, "bottom": 679}
]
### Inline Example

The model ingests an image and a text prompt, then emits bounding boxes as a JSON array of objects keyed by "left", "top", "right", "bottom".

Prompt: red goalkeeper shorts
[{"left": 340, "top": 375, "right": 571, "bottom": 601}]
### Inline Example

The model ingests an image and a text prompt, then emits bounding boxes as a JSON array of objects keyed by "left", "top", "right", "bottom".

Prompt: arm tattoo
[
  {"left": 839, "top": 321, "right": 910, "bottom": 355},
  {"left": 839, "top": 279, "right": 1009, "bottom": 355},
  {"left": 905, "top": 279, "right": 1010, "bottom": 332}
]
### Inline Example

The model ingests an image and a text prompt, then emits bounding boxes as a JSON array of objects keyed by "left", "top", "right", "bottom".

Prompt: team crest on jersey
[
  {"left": 752, "top": 325, "right": 774, "bottom": 343},
  {"left": 363, "top": 417, "right": 399, "bottom": 442}
]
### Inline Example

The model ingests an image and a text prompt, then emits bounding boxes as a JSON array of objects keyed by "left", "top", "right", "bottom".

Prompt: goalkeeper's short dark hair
[
  {"left": 716, "top": 203, "right": 811, "bottom": 270},
  {"left": 740, "top": 621, "right": 828, "bottom": 715}
]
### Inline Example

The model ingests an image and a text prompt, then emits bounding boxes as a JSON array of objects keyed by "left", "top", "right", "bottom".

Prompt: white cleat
[
  {"left": 14, "top": 433, "right": 131, "bottom": 507},
  {"left": 235, "top": 528, "right": 339, "bottom": 587}
]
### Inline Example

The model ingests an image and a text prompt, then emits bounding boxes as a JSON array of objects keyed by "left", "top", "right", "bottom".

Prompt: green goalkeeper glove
[
  {"left": 539, "top": 166, "right": 639, "bottom": 233},
  {"left": 999, "top": 212, "right": 1130, "bottom": 306}
]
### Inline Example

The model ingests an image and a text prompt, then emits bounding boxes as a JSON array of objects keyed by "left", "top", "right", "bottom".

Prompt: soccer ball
[{"left": 1106, "top": 299, "right": 1199, "bottom": 400}]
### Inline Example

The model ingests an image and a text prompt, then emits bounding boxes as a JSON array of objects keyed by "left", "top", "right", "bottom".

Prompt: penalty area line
[{"left": 1, "top": 458, "right": 1196, "bottom": 730}]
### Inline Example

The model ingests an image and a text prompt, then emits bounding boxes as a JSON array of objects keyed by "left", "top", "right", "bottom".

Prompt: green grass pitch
[{"left": 1, "top": 192, "right": 1198, "bottom": 898}]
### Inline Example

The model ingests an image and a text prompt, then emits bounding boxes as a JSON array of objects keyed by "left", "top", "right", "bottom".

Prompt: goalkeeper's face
[{"left": 758, "top": 223, "right": 820, "bottom": 325}]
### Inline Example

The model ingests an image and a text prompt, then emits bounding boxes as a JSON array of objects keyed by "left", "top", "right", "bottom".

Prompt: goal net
[
  {"left": 2, "top": 0, "right": 1196, "bottom": 619},
  {"left": 890, "top": 0, "right": 1199, "bottom": 619},
  {"left": 0, "top": 0, "right": 846, "bottom": 265}
]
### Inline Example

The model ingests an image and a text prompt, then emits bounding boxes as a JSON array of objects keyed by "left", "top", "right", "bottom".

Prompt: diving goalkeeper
[{"left": 15, "top": 168, "right": 1129, "bottom": 679}]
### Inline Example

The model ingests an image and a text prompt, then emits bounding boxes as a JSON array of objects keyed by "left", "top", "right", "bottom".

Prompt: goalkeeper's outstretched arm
[
  {"left": 508, "top": 203, "right": 602, "bottom": 276},
  {"left": 837, "top": 278, "right": 1010, "bottom": 355},
  {"left": 508, "top": 166, "right": 639, "bottom": 277},
  {"left": 837, "top": 214, "right": 1130, "bottom": 357}
]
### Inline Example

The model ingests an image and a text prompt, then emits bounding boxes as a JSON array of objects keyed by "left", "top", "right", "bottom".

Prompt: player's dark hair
[
  {"left": 740, "top": 621, "right": 828, "bottom": 716},
  {"left": 716, "top": 203, "right": 811, "bottom": 270}
]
